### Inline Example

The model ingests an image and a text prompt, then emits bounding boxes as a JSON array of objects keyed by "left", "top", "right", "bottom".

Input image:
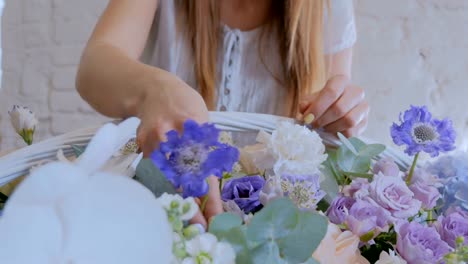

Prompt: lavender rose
[
  {"left": 346, "top": 200, "right": 391, "bottom": 238},
  {"left": 221, "top": 175, "right": 265, "bottom": 214},
  {"left": 409, "top": 181, "right": 440, "bottom": 209},
  {"left": 342, "top": 178, "right": 370, "bottom": 199},
  {"left": 435, "top": 208, "right": 468, "bottom": 248},
  {"left": 326, "top": 196, "right": 355, "bottom": 225},
  {"left": 367, "top": 173, "right": 421, "bottom": 220},
  {"left": 396, "top": 221, "right": 452, "bottom": 264},
  {"left": 373, "top": 157, "right": 400, "bottom": 177},
  {"left": 406, "top": 169, "right": 441, "bottom": 210}
]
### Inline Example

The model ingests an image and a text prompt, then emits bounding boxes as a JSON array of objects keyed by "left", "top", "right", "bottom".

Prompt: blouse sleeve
[{"left": 323, "top": 0, "right": 357, "bottom": 54}]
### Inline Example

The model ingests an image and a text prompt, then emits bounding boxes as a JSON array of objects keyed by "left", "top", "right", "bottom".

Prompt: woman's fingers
[
  {"left": 314, "top": 85, "right": 365, "bottom": 128},
  {"left": 203, "top": 176, "right": 224, "bottom": 225},
  {"left": 302, "top": 75, "right": 349, "bottom": 121},
  {"left": 323, "top": 101, "right": 370, "bottom": 136}
]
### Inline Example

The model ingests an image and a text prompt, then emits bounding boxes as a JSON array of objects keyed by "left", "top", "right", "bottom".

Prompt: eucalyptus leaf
[
  {"left": 324, "top": 150, "right": 345, "bottom": 185},
  {"left": 358, "top": 144, "right": 386, "bottom": 158},
  {"left": 134, "top": 158, "right": 175, "bottom": 197},
  {"left": 348, "top": 137, "right": 367, "bottom": 151},
  {"left": 71, "top": 145, "right": 86, "bottom": 157},
  {"left": 250, "top": 242, "right": 284, "bottom": 264},
  {"left": 337, "top": 133, "right": 358, "bottom": 155},
  {"left": 247, "top": 198, "right": 298, "bottom": 244},
  {"left": 301, "top": 257, "right": 320, "bottom": 264},
  {"left": 209, "top": 213, "right": 243, "bottom": 235},
  {"left": 277, "top": 211, "right": 328, "bottom": 263},
  {"left": 216, "top": 226, "right": 252, "bottom": 264}
]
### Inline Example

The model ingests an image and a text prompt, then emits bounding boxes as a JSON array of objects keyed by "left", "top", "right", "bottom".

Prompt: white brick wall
[{"left": 1, "top": 0, "right": 467, "bottom": 151}]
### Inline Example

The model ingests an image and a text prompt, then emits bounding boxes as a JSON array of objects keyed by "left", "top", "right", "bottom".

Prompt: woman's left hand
[{"left": 300, "top": 75, "right": 369, "bottom": 137}]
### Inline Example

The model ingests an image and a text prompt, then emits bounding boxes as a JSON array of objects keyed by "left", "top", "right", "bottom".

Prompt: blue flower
[
  {"left": 221, "top": 176, "right": 265, "bottom": 214},
  {"left": 151, "top": 120, "right": 239, "bottom": 198},
  {"left": 426, "top": 153, "right": 468, "bottom": 211},
  {"left": 391, "top": 105, "right": 456, "bottom": 157}
]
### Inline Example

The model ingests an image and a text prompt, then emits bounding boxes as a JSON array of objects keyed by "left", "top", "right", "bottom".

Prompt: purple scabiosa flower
[
  {"left": 326, "top": 196, "right": 356, "bottom": 225},
  {"left": 435, "top": 208, "right": 468, "bottom": 248},
  {"left": 390, "top": 105, "right": 456, "bottom": 157},
  {"left": 346, "top": 199, "right": 391, "bottom": 238},
  {"left": 280, "top": 174, "right": 326, "bottom": 210},
  {"left": 221, "top": 175, "right": 265, "bottom": 214},
  {"left": 151, "top": 120, "right": 239, "bottom": 197},
  {"left": 396, "top": 221, "right": 452, "bottom": 264}
]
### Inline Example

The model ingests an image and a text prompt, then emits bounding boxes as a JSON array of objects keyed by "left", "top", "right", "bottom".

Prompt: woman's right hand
[
  {"left": 135, "top": 71, "right": 223, "bottom": 229},
  {"left": 136, "top": 70, "right": 209, "bottom": 157}
]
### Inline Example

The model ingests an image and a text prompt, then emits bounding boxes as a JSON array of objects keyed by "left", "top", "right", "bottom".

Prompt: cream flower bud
[{"left": 8, "top": 105, "right": 38, "bottom": 145}]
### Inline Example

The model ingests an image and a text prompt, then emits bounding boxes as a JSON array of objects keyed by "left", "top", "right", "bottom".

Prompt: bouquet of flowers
[{"left": 138, "top": 106, "right": 467, "bottom": 264}]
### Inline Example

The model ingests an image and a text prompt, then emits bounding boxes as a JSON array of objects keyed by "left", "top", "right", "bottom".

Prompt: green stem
[
  {"left": 200, "top": 196, "right": 209, "bottom": 212},
  {"left": 406, "top": 152, "right": 420, "bottom": 185},
  {"left": 427, "top": 210, "right": 433, "bottom": 223}
]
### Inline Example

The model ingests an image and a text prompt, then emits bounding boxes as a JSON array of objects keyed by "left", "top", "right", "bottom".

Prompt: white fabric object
[
  {"left": 0, "top": 0, "right": 4, "bottom": 88},
  {"left": 147, "top": 0, "right": 356, "bottom": 116},
  {"left": 0, "top": 119, "right": 172, "bottom": 264}
]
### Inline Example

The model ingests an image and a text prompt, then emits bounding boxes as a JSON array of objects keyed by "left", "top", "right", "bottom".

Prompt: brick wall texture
[{"left": 1, "top": 0, "right": 468, "bottom": 152}]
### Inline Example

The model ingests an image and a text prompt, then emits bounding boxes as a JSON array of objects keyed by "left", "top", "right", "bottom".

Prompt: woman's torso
[{"left": 143, "top": 0, "right": 356, "bottom": 116}]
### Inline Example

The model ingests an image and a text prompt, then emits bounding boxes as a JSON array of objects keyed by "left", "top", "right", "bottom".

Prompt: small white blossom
[
  {"left": 269, "top": 121, "right": 327, "bottom": 176},
  {"left": 183, "top": 233, "right": 236, "bottom": 264},
  {"left": 8, "top": 105, "right": 38, "bottom": 145},
  {"left": 157, "top": 193, "right": 199, "bottom": 221},
  {"left": 375, "top": 250, "right": 407, "bottom": 264}
]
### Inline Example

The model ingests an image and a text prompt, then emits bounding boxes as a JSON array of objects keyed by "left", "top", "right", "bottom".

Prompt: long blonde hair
[{"left": 177, "top": 0, "right": 327, "bottom": 116}]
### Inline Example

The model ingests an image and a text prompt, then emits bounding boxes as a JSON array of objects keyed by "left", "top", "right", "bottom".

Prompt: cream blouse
[{"left": 143, "top": 0, "right": 356, "bottom": 116}]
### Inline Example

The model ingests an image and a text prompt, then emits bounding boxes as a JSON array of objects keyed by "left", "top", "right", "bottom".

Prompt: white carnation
[{"left": 269, "top": 121, "right": 327, "bottom": 176}]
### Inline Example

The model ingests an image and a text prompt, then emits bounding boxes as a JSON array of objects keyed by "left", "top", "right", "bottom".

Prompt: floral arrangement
[{"left": 139, "top": 106, "right": 467, "bottom": 264}]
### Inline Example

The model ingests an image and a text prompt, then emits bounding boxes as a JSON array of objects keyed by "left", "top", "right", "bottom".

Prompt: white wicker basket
[{"left": 0, "top": 112, "right": 411, "bottom": 187}]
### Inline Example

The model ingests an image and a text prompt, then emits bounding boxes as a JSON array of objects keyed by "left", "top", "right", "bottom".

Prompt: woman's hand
[
  {"left": 135, "top": 71, "right": 223, "bottom": 229},
  {"left": 300, "top": 75, "right": 369, "bottom": 137}
]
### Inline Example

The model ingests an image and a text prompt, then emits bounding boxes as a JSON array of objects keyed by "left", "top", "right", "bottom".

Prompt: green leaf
[
  {"left": 301, "top": 257, "right": 320, "bottom": 264},
  {"left": 71, "top": 145, "right": 86, "bottom": 157},
  {"left": 359, "top": 144, "right": 386, "bottom": 158},
  {"left": 134, "top": 158, "right": 176, "bottom": 197},
  {"left": 250, "top": 242, "right": 284, "bottom": 264},
  {"left": 247, "top": 198, "right": 298, "bottom": 243},
  {"left": 277, "top": 211, "right": 328, "bottom": 263},
  {"left": 348, "top": 137, "right": 367, "bottom": 151},
  {"left": 337, "top": 133, "right": 358, "bottom": 155},
  {"left": 209, "top": 213, "right": 243, "bottom": 235},
  {"left": 319, "top": 166, "right": 340, "bottom": 201},
  {"left": 324, "top": 150, "right": 345, "bottom": 185},
  {"left": 340, "top": 171, "right": 374, "bottom": 179},
  {"left": 217, "top": 226, "right": 253, "bottom": 264}
]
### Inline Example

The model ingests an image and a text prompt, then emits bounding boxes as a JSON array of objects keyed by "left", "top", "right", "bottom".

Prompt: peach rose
[{"left": 312, "top": 223, "right": 370, "bottom": 264}]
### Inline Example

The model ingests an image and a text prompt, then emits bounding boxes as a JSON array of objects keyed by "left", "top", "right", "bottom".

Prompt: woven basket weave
[{"left": 0, "top": 112, "right": 411, "bottom": 187}]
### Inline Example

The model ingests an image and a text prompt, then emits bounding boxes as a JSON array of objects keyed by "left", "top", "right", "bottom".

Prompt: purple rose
[
  {"left": 326, "top": 196, "right": 355, "bottom": 225},
  {"left": 373, "top": 157, "right": 400, "bottom": 177},
  {"left": 405, "top": 169, "right": 441, "bottom": 210},
  {"left": 221, "top": 175, "right": 265, "bottom": 214},
  {"left": 346, "top": 200, "right": 391, "bottom": 238},
  {"left": 396, "top": 221, "right": 452, "bottom": 264},
  {"left": 409, "top": 181, "right": 440, "bottom": 209},
  {"left": 367, "top": 173, "right": 421, "bottom": 220},
  {"left": 342, "top": 178, "right": 370, "bottom": 199},
  {"left": 435, "top": 208, "right": 468, "bottom": 248}
]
